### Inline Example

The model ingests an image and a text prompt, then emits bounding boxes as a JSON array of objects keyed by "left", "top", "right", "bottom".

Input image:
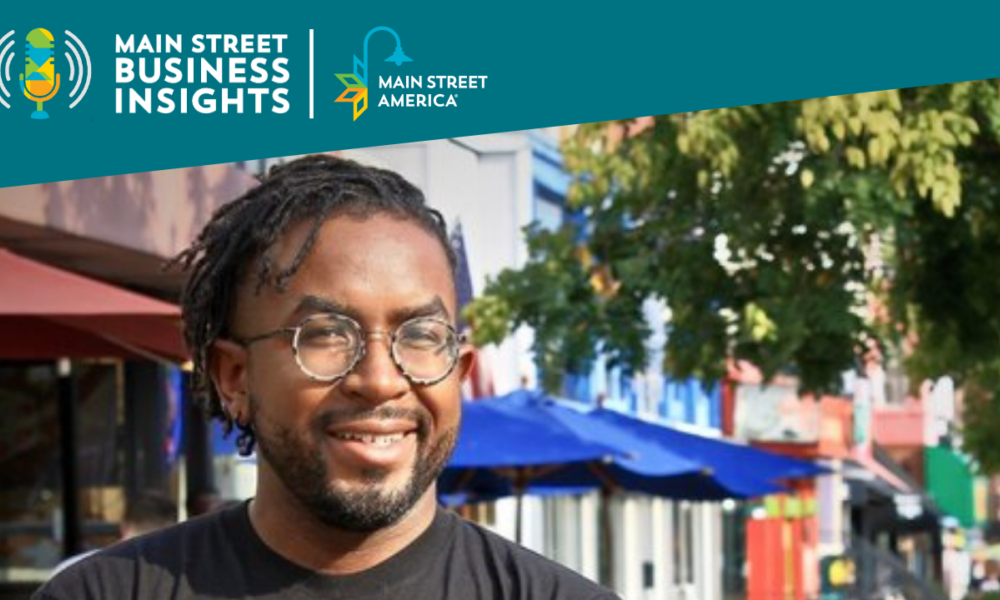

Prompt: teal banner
[{"left": 1, "top": 0, "right": 998, "bottom": 187}]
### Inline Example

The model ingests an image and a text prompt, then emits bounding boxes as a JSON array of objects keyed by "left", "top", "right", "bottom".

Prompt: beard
[{"left": 250, "top": 395, "right": 457, "bottom": 532}]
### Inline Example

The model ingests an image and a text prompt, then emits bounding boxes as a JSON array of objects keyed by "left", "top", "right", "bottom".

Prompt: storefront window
[
  {"left": 0, "top": 363, "right": 61, "bottom": 582},
  {"left": 0, "top": 361, "right": 121, "bottom": 584}
]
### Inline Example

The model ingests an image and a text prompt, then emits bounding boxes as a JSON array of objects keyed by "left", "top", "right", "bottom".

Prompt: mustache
[{"left": 316, "top": 406, "right": 431, "bottom": 435}]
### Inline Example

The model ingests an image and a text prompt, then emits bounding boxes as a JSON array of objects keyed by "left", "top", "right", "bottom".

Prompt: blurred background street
[{"left": 4, "top": 84, "right": 1000, "bottom": 600}]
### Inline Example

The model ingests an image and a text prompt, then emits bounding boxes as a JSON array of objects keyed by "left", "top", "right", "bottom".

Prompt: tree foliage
[{"left": 466, "top": 81, "right": 1000, "bottom": 470}]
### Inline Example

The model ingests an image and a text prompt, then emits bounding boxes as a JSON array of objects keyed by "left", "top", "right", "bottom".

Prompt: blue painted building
[{"left": 528, "top": 130, "right": 723, "bottom": 433}]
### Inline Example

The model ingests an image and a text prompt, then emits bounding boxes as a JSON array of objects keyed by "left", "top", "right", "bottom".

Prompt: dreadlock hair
[{"left": 170, "top": 154, "right": 457, "bottom": 436}]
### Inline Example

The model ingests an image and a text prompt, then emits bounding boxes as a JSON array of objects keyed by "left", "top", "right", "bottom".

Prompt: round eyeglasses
[{"left": 235, "top": 313, "right": 466, "bottom": 386}]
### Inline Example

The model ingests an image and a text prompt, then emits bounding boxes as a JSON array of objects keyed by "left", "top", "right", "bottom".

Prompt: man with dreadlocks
[{"left": 33, "top": 155, "right": 618, "bottom": 600}]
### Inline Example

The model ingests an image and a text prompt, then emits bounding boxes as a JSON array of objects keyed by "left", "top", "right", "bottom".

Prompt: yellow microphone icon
[{"left": 19, "top": 28, "right": 60, "bottom": 120}]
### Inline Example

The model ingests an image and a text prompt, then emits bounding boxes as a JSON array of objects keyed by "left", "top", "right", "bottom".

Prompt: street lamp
[
  {"left": 336, "top": 26, "right": 413, "bottom": 120},
  {"left": 356, "top": 26, "right": 412, "bottom": 83}
]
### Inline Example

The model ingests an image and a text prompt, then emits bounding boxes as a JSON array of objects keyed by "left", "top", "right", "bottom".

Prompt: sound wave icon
[
  {"left": 0, "top": 30, "right": 15, "bottom": 109},
  {"left": 0, "top": 29, "right": 91, "bottom": 112}
]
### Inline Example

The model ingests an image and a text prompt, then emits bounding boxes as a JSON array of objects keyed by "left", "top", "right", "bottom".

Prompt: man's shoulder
[
  {"left": 447, "top": 512, "right": 619, "bottom": 600},
  {"left": 98, "top": 504, "right": 232, "bottom": 561},
  {"left": 32, "top": 508, "right": 237, "bottom": 600}
]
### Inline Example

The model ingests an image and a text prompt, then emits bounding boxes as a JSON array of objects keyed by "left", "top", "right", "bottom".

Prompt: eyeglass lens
[{"left": 294, "top": 314, "right": 457, "bottom": 381}]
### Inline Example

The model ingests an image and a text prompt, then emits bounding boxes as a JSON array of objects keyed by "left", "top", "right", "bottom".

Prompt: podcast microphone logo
[
  {"left": 0, "top": 28, "right": 91, "bottom": 119},
  {"left": 21, "top": 28, "right": 59, "bottom": 119}
]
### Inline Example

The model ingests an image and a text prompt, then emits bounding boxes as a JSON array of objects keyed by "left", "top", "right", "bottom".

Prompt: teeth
[{"left": 334, "top": 432, "right": 406, "bottom": 445}]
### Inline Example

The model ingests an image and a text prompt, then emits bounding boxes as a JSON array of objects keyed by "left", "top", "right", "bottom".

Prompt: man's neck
[{"left": 248, "top": 470, "right": 438, "bottom": 575}]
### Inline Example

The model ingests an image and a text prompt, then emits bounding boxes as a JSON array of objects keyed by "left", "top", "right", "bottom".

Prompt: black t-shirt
[{"left": 33, "top": 502, "right": 618, "bottom": 600}]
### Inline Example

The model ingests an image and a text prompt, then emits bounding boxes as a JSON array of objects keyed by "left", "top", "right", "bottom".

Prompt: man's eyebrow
[
  {"left": 390, "top": 297, "right": 450, "bottom": 323},
  {"left": 294, "top": 295, "right": 351, "bottom": 318},
  {"left": 291, "top": 295, "right": 451, "bottom": 324}
]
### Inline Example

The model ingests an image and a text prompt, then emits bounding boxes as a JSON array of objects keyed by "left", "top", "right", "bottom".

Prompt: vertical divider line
[{"left": 309, "top": 29, "right": 315, "bottom": 119}]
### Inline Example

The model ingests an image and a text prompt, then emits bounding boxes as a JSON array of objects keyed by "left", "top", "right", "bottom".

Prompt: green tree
[{"left": 467, "top": 82, "right": 1000, "bottom": 471}]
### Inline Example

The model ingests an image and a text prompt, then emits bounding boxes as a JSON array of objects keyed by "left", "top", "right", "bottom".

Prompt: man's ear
[
  {"left": 208, "top": 339, "right": 250, "bottom": 422},
  {"left": 456, "top": 343, "right": 478, "bottom": 383}
]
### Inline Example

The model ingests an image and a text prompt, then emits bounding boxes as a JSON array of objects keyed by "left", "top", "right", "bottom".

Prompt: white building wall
[
  {"left": 547, "top": 495, "right": 585, "bottom": 573},
  {"left": 693, "top": 504, "right": 723, "bottom": 600},
  {"left": 620, "top": 495, "right": 643, "bottom": 599},
  {"left": 652, "top": 499, "right": 671, "bottom": 600},
  {"left": 579, "top": 491, "right": 601, "bottom": 582},
  {"left": 520, "top": 495, "right": 546, "bottom": 553},
  {"left": 493, "top": 496, "right": 519, "bottom": 541}
]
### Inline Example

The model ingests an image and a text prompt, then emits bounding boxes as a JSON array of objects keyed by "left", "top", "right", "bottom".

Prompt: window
[
  {"left": 0, "top": 361, "right": 122, "bottom": 582},
  {"left": 534, "top": 195, "right": 564, "bottom": 232}
]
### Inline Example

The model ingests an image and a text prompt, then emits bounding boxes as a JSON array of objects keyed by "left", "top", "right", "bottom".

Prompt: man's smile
[
  {"left": 331, "top": 432, "right": 407, "bottom": 445},
  {"left": 324, "top": 421, "right": 420, "bottom": 470}
]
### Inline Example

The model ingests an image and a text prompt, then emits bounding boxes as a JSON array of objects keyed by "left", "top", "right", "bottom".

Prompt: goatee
[{"left": 252, "top": 398, "right": 457, "bottom": 531}]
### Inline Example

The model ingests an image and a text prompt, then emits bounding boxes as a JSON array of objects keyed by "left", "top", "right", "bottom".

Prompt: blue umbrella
[
  {"left": 442, "top": 393, "right": 702, "bottom": 542},
  {"left": 448, "top": 390, "right": 824, "bottom": 501},
  {"left": 489, "top": 390, "right": 791, "bottom": 500},
  {"left": 444, "top": 391, "right": 704, "bottom": 494},
  {"left": 449, "top": 395, "right": 624, "bottom": 468},
  {"left": 568, "top": 407, "right": 828, "bottom": 499},
  {"left": 443, "top": 397, "right": 620, "bottom": 542},
  {"left": 442, "top": 398, "right": 619, "bottom": 510}
]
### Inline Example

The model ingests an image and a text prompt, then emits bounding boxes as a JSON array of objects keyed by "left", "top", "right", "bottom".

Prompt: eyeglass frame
[{"left": 232, "top": 312, "right": 468, "bottom": 386}]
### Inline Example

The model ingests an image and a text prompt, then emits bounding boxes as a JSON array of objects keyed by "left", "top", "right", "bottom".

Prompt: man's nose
[{"left": 340, "top": 332, "right": 408, "bottom": 402}]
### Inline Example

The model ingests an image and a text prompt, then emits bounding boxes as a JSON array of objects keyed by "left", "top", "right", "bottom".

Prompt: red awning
[{"left": 0, "top": 248, "right": 188, "bottom": 361}]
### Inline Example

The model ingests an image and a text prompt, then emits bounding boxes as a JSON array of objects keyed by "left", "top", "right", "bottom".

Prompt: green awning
[{"left": 925, "top": 446, "right": 976, "bottom": 528}]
